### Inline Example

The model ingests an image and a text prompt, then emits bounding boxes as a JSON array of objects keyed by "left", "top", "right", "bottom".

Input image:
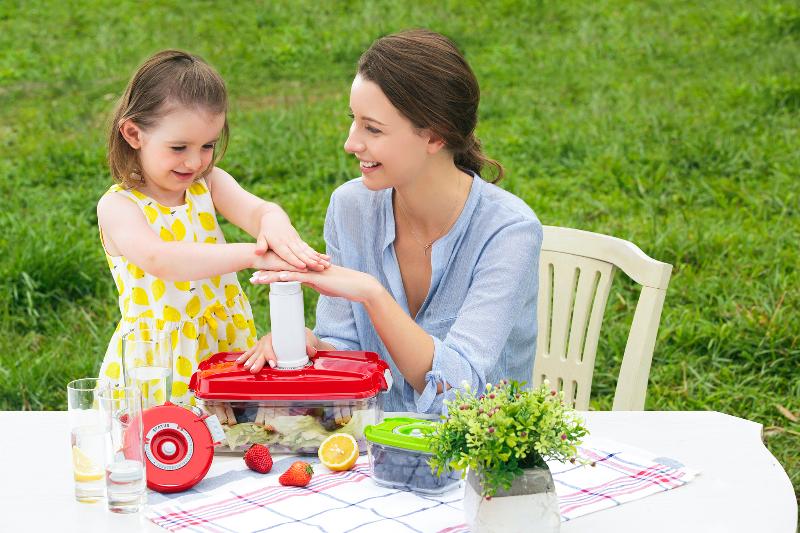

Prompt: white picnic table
[{"left": 1, "top": 410, "right": 795, "bottom": 532}]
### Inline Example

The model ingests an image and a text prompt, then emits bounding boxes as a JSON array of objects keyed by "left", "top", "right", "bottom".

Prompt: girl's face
[
  {"left": 122, "top": 106, "right": 225, "bottom": 203},
  {"left": 344, "top": 74, "right": 434, "bottom": 190}
]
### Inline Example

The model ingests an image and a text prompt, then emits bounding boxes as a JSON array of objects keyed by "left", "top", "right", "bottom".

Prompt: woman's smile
[{"left": 359, "top": 159, "right": 382, "bottom": 173}]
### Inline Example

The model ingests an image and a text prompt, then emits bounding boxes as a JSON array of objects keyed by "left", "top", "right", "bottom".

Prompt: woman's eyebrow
[
  {"left": 350, "top": 109, "right": 387, "bottom": 126},
  {"left": 363, "top": 116, "right": 387, "bottom": 126}
]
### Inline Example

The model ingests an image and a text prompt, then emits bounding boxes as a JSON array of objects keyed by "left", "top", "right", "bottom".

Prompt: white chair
[{"left": 532, "top": 226, "right": 673, "bottom": 410}]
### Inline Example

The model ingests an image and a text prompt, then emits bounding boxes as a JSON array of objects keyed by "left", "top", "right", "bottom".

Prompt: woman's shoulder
[{"left": 474, "top": 178, "right": 541, "bottom": 232}]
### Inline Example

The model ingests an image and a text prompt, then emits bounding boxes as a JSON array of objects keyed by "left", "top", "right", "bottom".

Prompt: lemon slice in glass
[{"left": 72, "top": 445, "right": 103, "bottom": 482}]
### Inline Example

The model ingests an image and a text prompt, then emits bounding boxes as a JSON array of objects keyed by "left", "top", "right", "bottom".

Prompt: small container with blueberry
[{"left": 365, "top": 417, "right": 461, "bottom": 494}]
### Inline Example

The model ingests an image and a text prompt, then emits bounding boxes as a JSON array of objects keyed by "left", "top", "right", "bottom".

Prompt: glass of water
[
  {"left": 99, "top": 385, "right": 146, "bottom": 513},
  {"left": 122, "top": 328, "right": 173, "bottom": 409},
  {"left": 67, "top": 377, "right": 110, "bottom": 503}
]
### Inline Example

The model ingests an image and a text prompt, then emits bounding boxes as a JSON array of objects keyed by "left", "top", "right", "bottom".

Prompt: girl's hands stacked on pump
[{"left": 255, "top": 210, "right": 330, "bottom": 272}]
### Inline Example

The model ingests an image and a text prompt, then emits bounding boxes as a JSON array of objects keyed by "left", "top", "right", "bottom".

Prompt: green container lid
[{"left": 365, "top": 417, "right": 440, "bottom": 453}]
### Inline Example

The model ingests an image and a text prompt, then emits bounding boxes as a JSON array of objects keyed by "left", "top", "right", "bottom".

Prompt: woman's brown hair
[
  {"left": 357, "top": 29, "right": 504, "bottom": 183},
  {"left": 107, "top": 49, "right": 229, "bottom": 188}
]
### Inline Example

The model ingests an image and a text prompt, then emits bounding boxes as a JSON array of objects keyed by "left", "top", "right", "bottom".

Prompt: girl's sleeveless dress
[{"left": 97, "top": 178, "right": 257, "bottom": 406}]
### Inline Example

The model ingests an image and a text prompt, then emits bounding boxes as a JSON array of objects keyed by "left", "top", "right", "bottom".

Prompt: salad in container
[{"left": 189, "top": 351, "right": 392, "bottom": 455}]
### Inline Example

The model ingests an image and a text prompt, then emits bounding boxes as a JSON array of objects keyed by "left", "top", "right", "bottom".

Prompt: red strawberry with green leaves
[
  {"left": 244, "top": 444, "right": 273, "bottom": 474},
  {"left": 279, "top": 461, "right": 313, "bottom": 487}
]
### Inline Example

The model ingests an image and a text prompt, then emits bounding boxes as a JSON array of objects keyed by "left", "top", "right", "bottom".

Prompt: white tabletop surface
[{"left": 1, "top": 410, "right": 796, "bottom": 532}]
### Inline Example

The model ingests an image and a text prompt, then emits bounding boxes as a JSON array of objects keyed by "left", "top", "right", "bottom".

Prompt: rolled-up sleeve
[
  {"left": 313, "top": 196, "right": 361, "bottom": 351},
  {"left": 408, "top": 219, "right": 542, "bottom": 413}
]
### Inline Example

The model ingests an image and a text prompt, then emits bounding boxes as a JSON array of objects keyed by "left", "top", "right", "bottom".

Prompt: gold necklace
[{"left": 395, "top": 173, "right": 463, "bottom": 256}]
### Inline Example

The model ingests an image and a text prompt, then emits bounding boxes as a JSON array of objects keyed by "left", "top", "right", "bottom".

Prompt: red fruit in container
[
  {"left": 279, "top": 461, "right": 314, "bottom": 487},
  {"left": 244, "top": 444, "right": 273, "bottom": 474}
]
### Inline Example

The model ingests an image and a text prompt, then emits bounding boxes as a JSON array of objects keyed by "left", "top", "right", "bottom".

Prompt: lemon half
[{"left": 318, "top": 433, "right": 359, "bottom": 471}]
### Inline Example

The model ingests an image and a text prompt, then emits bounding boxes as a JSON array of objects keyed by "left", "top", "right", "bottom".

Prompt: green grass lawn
[{"left": 1, "top": 0, "right": 797, "bottom": 501}]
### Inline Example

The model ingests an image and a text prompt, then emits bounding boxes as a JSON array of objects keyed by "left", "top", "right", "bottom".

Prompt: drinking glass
[
  {"left": 99, "top": 386, "right": 146, "bottom": 513},
  {"left": 122, "top": 329, "right": 173, "bottom": 409},
  {"left": 67, "top": 377, "right": 110, "bottom": 503}
]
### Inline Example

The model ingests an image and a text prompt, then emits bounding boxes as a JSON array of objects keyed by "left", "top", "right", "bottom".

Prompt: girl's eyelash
[
  {"left": 347, "top": 112, "right": 355, "bottom": 119},
  {"left": 171, "top": 146, "right": 186, "bottom": 152}
]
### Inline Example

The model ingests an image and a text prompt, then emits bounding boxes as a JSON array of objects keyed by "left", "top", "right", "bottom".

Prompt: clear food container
[
  {"left": 365, "top": 417, "right": 461, "bottom": 494},
  {"left": 189, "top": 351, "right": 392, "bottom": 455}
]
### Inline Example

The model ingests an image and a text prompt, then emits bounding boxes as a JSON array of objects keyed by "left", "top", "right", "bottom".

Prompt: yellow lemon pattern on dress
[{"left": 97, "top": 178, "right": 256, "bottom": 406}]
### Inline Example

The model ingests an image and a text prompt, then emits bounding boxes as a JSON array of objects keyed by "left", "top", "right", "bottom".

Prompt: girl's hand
[
  {"left": 250, "top": 265, "right": 383, "bottom": 304},
  {"left": 256, "top": 211, "right": 330, "bottom": 271},
  {"left": 236, "top": 328, "right": 321, "bottom": 374},
  {"left": 252, "top": 250, "right": 305, "bottom": 272}
]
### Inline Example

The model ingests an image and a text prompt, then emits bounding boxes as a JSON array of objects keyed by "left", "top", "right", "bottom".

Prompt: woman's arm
[
  {"left": 207, "top": 168, "right": 327, "bottom": 270},
  {"left": 252, "top": 219, "right": 542, "bottom": 410},
  {"left": 97, "top": 192, "right": 295, "bottom": 281},
  {"left": 253, "top": 266, "right": 433, "bottom": 389}
]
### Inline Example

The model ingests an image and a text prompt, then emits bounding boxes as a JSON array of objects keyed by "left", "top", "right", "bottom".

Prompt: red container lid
[{"left": 189, "top": 351, "right": 392, "bottom": 401}]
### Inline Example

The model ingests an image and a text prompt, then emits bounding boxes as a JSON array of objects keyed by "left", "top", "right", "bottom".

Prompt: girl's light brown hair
[
  {"left": 107, "top": 49, "right": 229, "bottom": 188},
  {"left": 358, "top": 29, "right": 504, "bottom": 183}
]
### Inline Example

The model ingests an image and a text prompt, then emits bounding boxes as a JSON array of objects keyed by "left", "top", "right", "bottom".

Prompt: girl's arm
[
  {"left": 97, "top": 192, "right": 293, "bottom": 281},
  {"left": 206, "top": 168, "right": 328, "bottom": 271}
]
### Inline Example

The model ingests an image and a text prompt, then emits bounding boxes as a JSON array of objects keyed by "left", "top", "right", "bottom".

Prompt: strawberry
[
  {"left": 244, "top": 444, "right": 273, "bottom": 474},
  {"left": 279, "top": 461, "right": 314, "bottom": 487}
]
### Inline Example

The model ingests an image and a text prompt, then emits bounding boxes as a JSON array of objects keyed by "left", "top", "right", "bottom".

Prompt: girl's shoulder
[{"left": 98, "top": 183, "right": 158, "bottom": 206}]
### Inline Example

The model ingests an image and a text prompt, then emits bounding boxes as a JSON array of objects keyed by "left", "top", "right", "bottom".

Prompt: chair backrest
[{"left": 532, "top": 226, "right": 672, "bottom": 410}]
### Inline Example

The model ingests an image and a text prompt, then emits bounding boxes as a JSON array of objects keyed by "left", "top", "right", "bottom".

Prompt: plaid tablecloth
[{"left": 146, "top": 437, "right": 698, "bottom": 532}]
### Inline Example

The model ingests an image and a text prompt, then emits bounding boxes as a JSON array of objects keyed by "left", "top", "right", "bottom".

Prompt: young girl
[
  {"left": 245, "top": 30, "right": 542, "bottom": 415},
  {"left": 97, "top": 50, "right": 328, "bottom": 405}
]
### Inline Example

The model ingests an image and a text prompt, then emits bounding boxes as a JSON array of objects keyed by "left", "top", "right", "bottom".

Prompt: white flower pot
[{"left": 463, "top": 466, "right": 560, "bottom": 533}]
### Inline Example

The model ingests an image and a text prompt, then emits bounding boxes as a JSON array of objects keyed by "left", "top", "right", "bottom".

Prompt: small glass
[
  {"left": 122, "top": 328, "right": 173, "bottom": 409},
  {"left": 67, "top": 377, "right": 110, "bottom": 503},
  {"left": 99, "top": 386, "right": 146, "bottom": 513}
]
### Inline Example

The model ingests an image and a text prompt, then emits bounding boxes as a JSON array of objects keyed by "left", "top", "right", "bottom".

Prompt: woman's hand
[
  {"left": 250, "top": 265, "right": 384, "bottom": 304},
  {"left": 237, "top": 328, "right": 321, "bottom": 373},
  {"left": 255, "top": 211, "right": 330, "bottom": 271}
]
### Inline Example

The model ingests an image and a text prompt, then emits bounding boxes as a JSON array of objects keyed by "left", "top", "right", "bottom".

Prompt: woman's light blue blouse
[{"left": 313, "top": 173, "right": 543, "bottom": 415}]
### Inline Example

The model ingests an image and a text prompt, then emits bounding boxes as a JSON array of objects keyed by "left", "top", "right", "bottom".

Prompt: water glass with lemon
[
  {"left": 67, "top": 378, "right": 110, "bottom": 502},
  {"left": 122, "top": 328, "right": 173, "bottom": 409},
  {"left": 99, "top": 386, "right": 146, "bottom": 513}
]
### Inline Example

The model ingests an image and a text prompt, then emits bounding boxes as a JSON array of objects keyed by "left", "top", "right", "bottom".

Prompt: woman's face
[{"left": 344, "top": 74, "right": 432, "bottom": 190}]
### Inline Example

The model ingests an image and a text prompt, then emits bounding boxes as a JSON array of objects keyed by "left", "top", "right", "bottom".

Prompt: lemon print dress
[{"left": 97, "top": 179, "right": 257, "bottom": 406}]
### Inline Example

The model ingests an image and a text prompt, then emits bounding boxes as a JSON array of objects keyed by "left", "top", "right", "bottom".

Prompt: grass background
[{"left": 0, "top": 0, "right": 797, "bottom": 503}]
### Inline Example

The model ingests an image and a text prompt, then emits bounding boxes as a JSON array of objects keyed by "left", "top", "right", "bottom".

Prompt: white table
[{"left": 1, "top": 411, "right": 795, "bottom": 532}]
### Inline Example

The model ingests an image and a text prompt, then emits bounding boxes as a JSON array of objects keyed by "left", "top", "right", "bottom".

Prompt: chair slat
[{"left": 533, "top": 226, "right": 671, "bottom": 411}]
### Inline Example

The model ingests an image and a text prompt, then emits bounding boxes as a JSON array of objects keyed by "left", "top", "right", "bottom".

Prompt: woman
[{"left": 242, "top": 29, "right": 542, "bottom": 415}]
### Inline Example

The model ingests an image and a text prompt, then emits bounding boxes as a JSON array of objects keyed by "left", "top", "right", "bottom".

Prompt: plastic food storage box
[
  {"left": 189, "top": 351, "right": 392, "bottom": 455},
  {"left": 365, "top": 417, "right": 461, "bottom": 494}
]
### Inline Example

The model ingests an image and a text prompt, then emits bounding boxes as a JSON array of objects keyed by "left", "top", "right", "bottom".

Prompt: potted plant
[{"left": 428, "top": 379, "right": 588, "bottom": 533}]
